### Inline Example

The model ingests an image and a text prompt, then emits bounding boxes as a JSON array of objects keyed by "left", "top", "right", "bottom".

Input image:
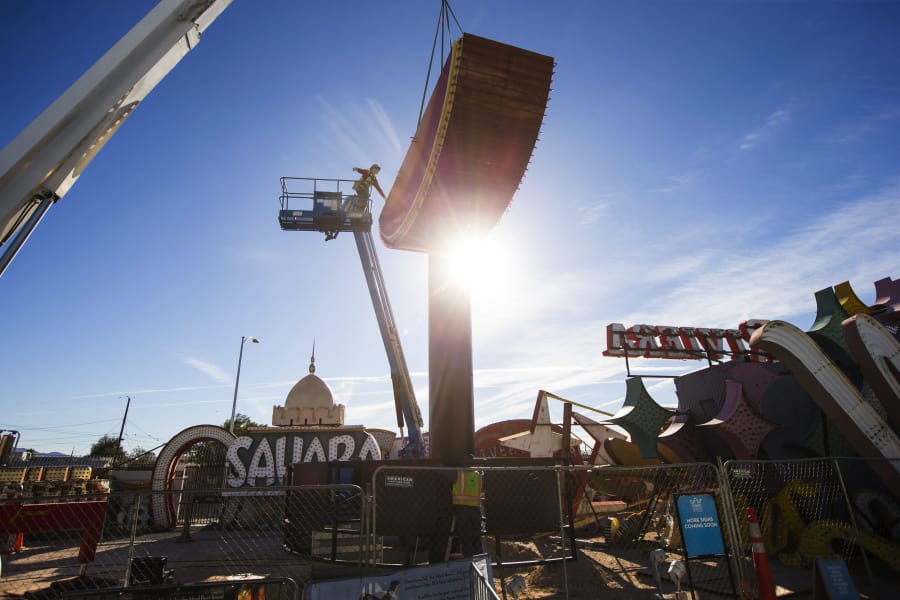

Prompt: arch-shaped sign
[
  {"left": 380, "top": 34, "right": 554, "bottom": 252},
  {"left": 150, "top": 424, "right": 236, "bottom": 529}
]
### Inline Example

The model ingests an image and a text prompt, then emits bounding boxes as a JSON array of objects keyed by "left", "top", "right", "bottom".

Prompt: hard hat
[{"left": 370, "top": 164, "right": 381, "bottom": 172}]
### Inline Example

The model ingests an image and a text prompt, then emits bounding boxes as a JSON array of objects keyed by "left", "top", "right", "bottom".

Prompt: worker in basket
[
  {"left": 327, "top": 163, "right": 386, "bottom": 241},
  {"left": 351, "top": 163, "right": 385, "bottom": 210}
]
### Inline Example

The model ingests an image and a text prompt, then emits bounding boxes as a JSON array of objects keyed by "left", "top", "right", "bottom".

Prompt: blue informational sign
[
  {"left": 676, "top": 493, "right": 726, "bottom": 558},
  {"left": 814, "top": 558, "right": 859, "bottom": 599}
]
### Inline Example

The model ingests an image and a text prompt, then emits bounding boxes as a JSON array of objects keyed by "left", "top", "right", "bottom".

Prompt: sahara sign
[
  {"left": 225, "top": 429, "right": 382, "bottom": 487},
  {"left": 603, "top": 320, "right": 771, "bottom": 361}
]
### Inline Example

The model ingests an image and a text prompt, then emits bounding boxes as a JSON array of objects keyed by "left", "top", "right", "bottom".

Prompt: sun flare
[{"left": 447, "top": 236, "right": 511, "bottom": 300}]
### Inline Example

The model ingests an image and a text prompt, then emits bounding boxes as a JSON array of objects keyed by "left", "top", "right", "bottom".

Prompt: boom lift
[
  {"left": 278, "top": 177, "right": 425, "bottom": 458},
  {"left": 0, "top": 0, "right": 233, "bottom": 279}
]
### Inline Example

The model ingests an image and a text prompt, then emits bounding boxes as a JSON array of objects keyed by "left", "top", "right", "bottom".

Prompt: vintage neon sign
[
  {"left": 603, "top": 320, "right": 770, "bottom": 361},
  {"left": 225, "top": 430, "right": 381, "bottom": 487}
]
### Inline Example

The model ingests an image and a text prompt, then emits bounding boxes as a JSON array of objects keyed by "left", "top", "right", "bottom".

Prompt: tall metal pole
[
  {"left": 229, "top": 337, "right": 246, "bottom": 434},
  {"left": 115, "top": 396, "right": 131, "bottom": 465},
  {"left": 229, "top": 336, "right": 259, "bottom": 433},
  {"left": 428, "top": 253, "right": 474, "bottom": 462}
]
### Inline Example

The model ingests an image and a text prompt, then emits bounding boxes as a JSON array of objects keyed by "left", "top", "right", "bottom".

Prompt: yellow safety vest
[
  {"left": 452, "top": 470, "right": 481, "bottom": 506},
  {"left": 354, "top": 172, "right": 375, "bottom": 194}
]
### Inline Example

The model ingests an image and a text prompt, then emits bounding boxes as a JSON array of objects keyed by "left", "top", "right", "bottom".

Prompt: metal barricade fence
[
  {"left": 828, "top": 458, "right": 900, "bottom": 597},
  {"left": 61, "top": 576, "right": 303, "bottom": 599},
  {"left": 470, "top": 562, "right": 502, "bottom": 600},
  {"left": 5, "top": 460, "right": 897, "bottom": 598},
  {"left": 369, "top": 462, "right": 743, "bottom": 599},
  {"left": 723, "top": 456, "right": 900, "bottom": 599},
  {"left": 571, "top": 462, "right": 745, "bottom": 600},
  {"left": 370, "top": 464, "right": 575, "bottom": 597},
  {"left": 723, "top": 458, "right": 854, "bottom": 566},
  {"left": 832, "top": 456, "right": 900, "bottom": 584},
  {"left": 0, "top": 484, "right": 364, "bottom": 599}
]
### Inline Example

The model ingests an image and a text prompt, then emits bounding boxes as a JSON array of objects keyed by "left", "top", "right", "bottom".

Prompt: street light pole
[{"left": 229, "top": 335, "right": 259, "bottom": 434}]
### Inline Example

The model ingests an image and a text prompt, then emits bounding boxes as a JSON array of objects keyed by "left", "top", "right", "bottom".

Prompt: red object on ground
[
  {"left": 10, "top": 531, "right": 24, "bottom": 552},
  {"left": 0, "top": 500, "right": 107, "bottom": 563},
  {"left": 747, "top": 507, "right": 776, "bottom": 600}
]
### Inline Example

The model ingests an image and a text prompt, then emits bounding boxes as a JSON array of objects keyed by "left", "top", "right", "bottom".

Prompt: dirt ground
[
  {"left": 2, "top": 534, "right": 689, "bottom": 599},
  {"left": 3, "top": 528, "right": 896, "bottom": 599},
  {"left": 486, "top": 539, "right": 897, "bottom": 599},
  {"left": 485, "top": 538, "right": 696, "bottom": 599}
]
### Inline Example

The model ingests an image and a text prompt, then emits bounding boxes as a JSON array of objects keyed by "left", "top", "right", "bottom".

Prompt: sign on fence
[
  {"left": 306, "top": 554, "right": 493, "bottom": 599},
  {"left": 813, "top": 558, "right": 859, "bottom": 599},
  {"left": 675, "top": 493, "right": 725, "bottom": 558}
]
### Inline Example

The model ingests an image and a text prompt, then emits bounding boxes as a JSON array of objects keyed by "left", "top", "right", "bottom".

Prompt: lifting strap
[{"left": 418, "top": 0, "right": 463, "bottom": 124}]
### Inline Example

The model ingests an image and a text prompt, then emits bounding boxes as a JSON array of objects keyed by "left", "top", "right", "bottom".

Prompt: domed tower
[{"left": 272, "top": 347, "right": 345, "bottom": 426}]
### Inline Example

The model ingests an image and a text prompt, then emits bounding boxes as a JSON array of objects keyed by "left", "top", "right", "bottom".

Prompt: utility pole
[{"left": 115, "top": 396, "right": 131, "bottom": 465}]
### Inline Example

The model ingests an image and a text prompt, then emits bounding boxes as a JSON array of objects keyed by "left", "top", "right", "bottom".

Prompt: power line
[{"left": 5, "top": 418, "right": 121, "bottom": 432}]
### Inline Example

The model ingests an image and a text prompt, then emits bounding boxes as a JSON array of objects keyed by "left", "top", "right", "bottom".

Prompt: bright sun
[{"left": 447, "top": 235, "right": 511, "bottom": 300}]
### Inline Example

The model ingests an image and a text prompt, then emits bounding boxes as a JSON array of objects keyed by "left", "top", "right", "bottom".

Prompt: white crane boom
[{"left": 0, "top": 0, "right": 233, "bottom": 277}]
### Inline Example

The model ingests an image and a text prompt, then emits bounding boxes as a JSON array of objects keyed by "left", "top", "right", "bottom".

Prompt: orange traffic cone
[
  {"left": 747, "top": 507, "right": 776, "bottom": 600},
  {"left": 4, "top": 532, "right": 23, "bottom": 554}
]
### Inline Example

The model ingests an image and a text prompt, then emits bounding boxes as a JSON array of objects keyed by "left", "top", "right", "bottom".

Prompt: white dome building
[{"left": 272, "top": 350, "right": 345, "bottom": 427}]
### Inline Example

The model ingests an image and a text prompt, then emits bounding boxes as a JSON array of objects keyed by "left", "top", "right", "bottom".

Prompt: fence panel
[
  {"left": 832, "top": 457, "right": 900, "bottom": 597},
  {"left": 369, "top": 464, "right": 575, "bottom": 597},
  {"left": 567, "top": 462, "right": 744, "bottom": 600},
  {"left": 7, "top": 460, "right": 895, "bottom": 598},
  {"left": 723, "top": 457, "right": 900, "bottom": 599},
  {"left": 0, "top": 484, "right": 365, "bottom": 599},
  {"left": 368, "top": 463, "right": 742, "bottom": 599}
]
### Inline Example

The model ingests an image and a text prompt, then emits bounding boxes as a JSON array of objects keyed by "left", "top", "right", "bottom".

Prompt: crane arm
[
  {"left": 0, "top": 0, "right": 233, "bottom": 276},
  {"left": 353, "top": 230, "right": 425, "bottom": 458},
  {"left": 277, "top": 178, "right": 425, "bottom": 457}
]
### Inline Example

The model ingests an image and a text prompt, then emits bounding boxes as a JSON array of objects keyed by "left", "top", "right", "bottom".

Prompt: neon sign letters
[
  {"left": 604, "top": 320, "right": 770, "bottom": 361},
  {"left": 225, "top": 430, "right": 382, "bottom": 487}
]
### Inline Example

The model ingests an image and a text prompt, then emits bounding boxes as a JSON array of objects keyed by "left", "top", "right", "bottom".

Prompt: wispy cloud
[
  {"left": 67, "top": 384, "right": 228, "bottom": 401},
  {"left": 578, "top": 201, "right": 611, "bottom": 225},
  {"left": 650, "top": 171, "right": 700, "bottom": 193},
  {"left": 315, "top": 96, "right": 405, "bottom": 168},
  {"left": 621, "top": 180, "right": 900, "bottom": 327},
  {"left": 740, "top": 104, "right": 793, "bottom": 150},
  {"left": 181, "top": 356, "right": 232, "bottom": 384},
  {"left": 35, "top": 182, "right": 898, "bottom": 446},
  {"left": 367, "top": 99, "right": 405, "bottom": 155},
  {"left": 827, "top": 104, "right": 900, "bottom": 144},
  {"left": 315, "top": 96, "right": 369, "bottom": 163}
]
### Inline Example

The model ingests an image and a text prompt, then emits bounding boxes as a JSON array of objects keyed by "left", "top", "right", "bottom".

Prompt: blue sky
[{"left": 1, "top": 0, "right": 898, "bottom": 456}]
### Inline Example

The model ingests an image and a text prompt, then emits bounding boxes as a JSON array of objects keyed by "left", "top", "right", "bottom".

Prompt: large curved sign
[
  {"left": 151, "top": 425, "right": 381, "bottom": 529},
  {"left": 380, "top": 34, "right": 554, "bottom": 252},
  {"left": 750, "top": 319, "right": 900, "bottom": 499}
]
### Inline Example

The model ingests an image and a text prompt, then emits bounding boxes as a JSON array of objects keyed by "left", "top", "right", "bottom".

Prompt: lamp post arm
[{"left": 229, "top": 338, "right": 246, "bottom": 434}]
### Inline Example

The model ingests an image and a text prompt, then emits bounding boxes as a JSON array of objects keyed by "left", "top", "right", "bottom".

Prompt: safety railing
[{"left": 278, "top": 176, "right": 356, "bottom": 211}]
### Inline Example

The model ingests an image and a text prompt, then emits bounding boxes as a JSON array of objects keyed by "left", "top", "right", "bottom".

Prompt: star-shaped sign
[
  {"left": 572, "top": 411, "right": 626, "bottom": 465},
  {"left": 498, "top": 390, "right": 582, "bottom": 458},
  {"left": 698, "top": 379, "right": 778, "bottom": 460},
  {"left": 608, "top": 377, "right": 674, "bottom": 459}
]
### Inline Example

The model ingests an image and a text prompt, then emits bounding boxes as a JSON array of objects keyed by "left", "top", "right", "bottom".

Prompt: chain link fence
[
  {"left": 571, "top": 462, "right": 746, "bottom": 599},
  {"left": 0, "top": 485, "right": 363, "bottom": 599},
  {"left": 2, "top": 459, "right": 899, "bottom": 599},
  {"left": 723, "top": 456, "right": 900, "bottom": 599}
]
